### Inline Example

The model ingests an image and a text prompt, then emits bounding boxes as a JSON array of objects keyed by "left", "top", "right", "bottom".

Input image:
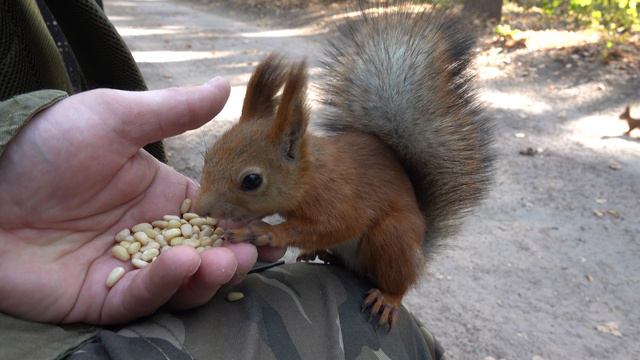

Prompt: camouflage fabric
[
  {"left": 0, "top": 89, "right": 68, "bottom": 156},
  {"left": 66, "top": 263, "right": 445, "bottom": 360}
]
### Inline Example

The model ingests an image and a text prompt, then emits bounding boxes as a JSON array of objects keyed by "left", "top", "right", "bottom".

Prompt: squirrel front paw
[{"left": 224, "top": 221, "right": 273, "bottom": 246}]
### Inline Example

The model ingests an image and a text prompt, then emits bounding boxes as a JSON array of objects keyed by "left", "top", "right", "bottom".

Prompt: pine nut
[
  {"left": 143, "top": 228, "right": 158, "bottom": 239},
  {"left": 155, "top": 234, "right": 167, "bottom": 247},
  {"left": 163, "top": 228, "right": 182, "bottom": 241},
  {"left": 131, "top": 223, "right": 152, "bottom": 233},
  {"left": 152, "top": 220, "right": 168, "bottom": 229},
  {"left": 125, "top": 235, "right": 135, "bottom": 242},
  {"left": 106, "top": 267, "right": 126, "bottom": 288},
  {"left": 163, "top": 215, "right": 181, "bottom": 221},
  {"left": 170, "top": 237, "right": 184, "bottom": 246},
  {"left": 197, "top": 247, "right": 205, "bottom": 253},
  {"left": 182, "top": 213, "right": 199, "bottom": 220},
  {"left": 142, "top": 241, "right": 160, "bottom": 251},
  {"left": 112, "top": 245, "right": 130, "bottom": 261},
  {"left": 180, "top": 223, "right": 193, "bottom": 237},
  {"left": 128, "top": 242, "right": 141, "bottom": 255},
  {"left": 200, "top": 226, "right": 213, "bottom": 237},
  {"left": 133, "top": 231, "right": 150, "bottom": 245},
  {"left": 161, "top": 245, "right": 171, "bottom": 253},
  {"left": 167, "top": 219, "right": 182, "bottom": 229},
  {"left": 119, "top": 240, "right": 132, "bottom": 249},
  {"left": 189, "top": 217, "right": 207, "bottom": 227},
  {"left": 200, "top": 237, "right": 213, "bottom": 246},
  {"left": 132, "top": 258, "right": 149, "bottom": 269},
  {"left": 207, "top": 217, "right": 218, "bottom": 226},
  {"left": 115, "top": 228, "right": 131, "bottom": 242},
  {"left": 226, "top": 292, "right": 244, "bottom": 302},
  {"left": 214, "top": 227, "right": 225, "bottom": 236},
  {"left": 183, "top": 238, "right": 200, "bottom": 248},
  {"left": 213, "top": 238, "right": 224, "bottom": 247},
  {"left": 141, "top": 248, "right": 159, "bottom": 261},
  {"left": 180, "top": 198, "right": 192, "bottom": 214}
]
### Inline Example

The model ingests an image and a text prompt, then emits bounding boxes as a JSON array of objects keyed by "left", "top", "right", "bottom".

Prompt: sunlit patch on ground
[
  {"left": 131, "top": 50, "right": 234, "bottom": 63},
  {"left": 564, "top": 114, "right": 640, "bottom": 151},
  {"left": 117, "top": 25, "right": 185, "bottom": 37},
  {"left": 480, "top": 90, "right": 551, "bottom": 114}
]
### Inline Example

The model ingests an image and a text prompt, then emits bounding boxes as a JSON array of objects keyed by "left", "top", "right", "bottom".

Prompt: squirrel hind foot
[{"left": 361, "top": 288, "right": 401, "bottom": 332}]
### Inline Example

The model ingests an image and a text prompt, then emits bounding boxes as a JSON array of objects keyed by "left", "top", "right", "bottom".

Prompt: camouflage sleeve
[
  {"left": 0, "top": 90, "right": 68, "bottom": 157},
  {"left": 66, "top": 263, "right": 446, "bottom": 360}
]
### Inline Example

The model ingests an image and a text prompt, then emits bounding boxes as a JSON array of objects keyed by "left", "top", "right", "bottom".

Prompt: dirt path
[{"left": 106, "top": 1, "right": 640, "bottom": 359}]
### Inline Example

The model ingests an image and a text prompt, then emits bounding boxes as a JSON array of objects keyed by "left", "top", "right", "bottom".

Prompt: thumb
[{"left": 105, "top": 77, "right": 230, "bottom": 147}]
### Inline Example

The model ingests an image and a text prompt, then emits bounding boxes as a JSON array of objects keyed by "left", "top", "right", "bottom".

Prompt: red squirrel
[
  {"left": 195, "top": 6, "right": 493, "bottom": 328},
  {"left": 619, "top": 105, "right": 640, "bottom": 135}
]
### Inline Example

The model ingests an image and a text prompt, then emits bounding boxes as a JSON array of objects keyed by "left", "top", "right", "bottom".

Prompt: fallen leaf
[
  {"left": 606, "top": 209, "right": 620, "bottom": 218},
  {"left": 519, "top": 147, "right": 537, "bottom": 156},
  {"left": 585, "top": 275, "right": 593, "bottom": 282},
  {"left": 608, "top": 160, "right": 622, "bottom": 170},
  {"left": 595, "top": 322, "right": 622, "bottom": 337},
  {"left": 593, "top": 210, "right": 604, "bottom": 217}
]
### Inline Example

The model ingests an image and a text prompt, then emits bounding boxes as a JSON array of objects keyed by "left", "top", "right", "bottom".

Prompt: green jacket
[{"left": 0, "top": 0, "right": 165, "bottom": 159}]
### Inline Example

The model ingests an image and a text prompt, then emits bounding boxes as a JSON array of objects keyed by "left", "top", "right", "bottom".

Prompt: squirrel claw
[
  {"left": 252, "top": 233, "right": 272, "bottom": 246},
  {"left": 361, "top": 288, "right": 400, "bottom": 331},
  {"left": 224, "top": 223, "right": 273, "bottom": 245}
]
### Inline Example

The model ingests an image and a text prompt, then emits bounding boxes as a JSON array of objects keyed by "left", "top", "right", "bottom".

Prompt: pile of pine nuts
[{"left": 105, "top": 198, "right": 225, "bottom": 288}]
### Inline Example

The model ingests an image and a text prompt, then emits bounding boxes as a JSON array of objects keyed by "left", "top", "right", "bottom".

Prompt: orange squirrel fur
[{"left": 196, "top": 7, "right": 493, "bottom": 328}]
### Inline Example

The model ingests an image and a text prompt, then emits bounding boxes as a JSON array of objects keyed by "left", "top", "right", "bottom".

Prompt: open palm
[{"left": 0, "top": 80, "right": 279, "bottom": 324}]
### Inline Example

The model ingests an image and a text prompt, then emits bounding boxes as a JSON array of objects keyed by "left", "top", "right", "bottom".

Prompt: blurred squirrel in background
[
  {"left": 619, "top": 105, "right": 640, "bottom": 135},
  {"left": 195, "top": 3, "right": 493, "bottom": 328}
]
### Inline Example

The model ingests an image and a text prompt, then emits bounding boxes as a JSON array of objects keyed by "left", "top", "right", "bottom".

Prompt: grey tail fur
[{"left": 317, "top": 4, "right": 494, "bottom": 255}]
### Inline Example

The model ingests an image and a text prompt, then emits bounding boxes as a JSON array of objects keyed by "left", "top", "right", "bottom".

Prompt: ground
[{"left": 105, "top": 1, "right": 639, "bottom": 358}]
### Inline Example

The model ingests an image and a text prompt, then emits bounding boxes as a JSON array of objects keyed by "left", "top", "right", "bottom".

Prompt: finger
[
  {"left": 223, "top": 242, "right": 258, "bottom": 285},
  {"left": 105, "top": 77, "right": 230, "bottom": 147},
  {"left": 168, "top": 247, "right": 237, "bottom": 310},
  {"left": 257, "top": 245, "right": 286, "bottom": 262},
  {"left": 101, "top": 247, "right": 201, "bottom": 324}
]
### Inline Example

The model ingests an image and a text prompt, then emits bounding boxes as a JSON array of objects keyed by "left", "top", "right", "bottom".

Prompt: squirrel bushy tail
[{"left": 317, "top": 4, "right": 494, "bottom": 253}]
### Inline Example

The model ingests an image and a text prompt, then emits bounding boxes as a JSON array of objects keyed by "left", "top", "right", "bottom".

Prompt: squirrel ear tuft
[
  {"left": 270, "top": 60, "right": 309, "bottom": 160},
  {"left": 240, "top": 54, "right": 288, "bottom": 122}
]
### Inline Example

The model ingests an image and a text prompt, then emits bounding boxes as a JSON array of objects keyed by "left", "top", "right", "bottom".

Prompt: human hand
[{"left": 0, "top": 79, "right": 285, "bottom": 324}]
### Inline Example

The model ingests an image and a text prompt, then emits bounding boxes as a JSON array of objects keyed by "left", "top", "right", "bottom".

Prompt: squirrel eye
[{"left": 240, "top": 173, "right": 262, "bottom": 191}]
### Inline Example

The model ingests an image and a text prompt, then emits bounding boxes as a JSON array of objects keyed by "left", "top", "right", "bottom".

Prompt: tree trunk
[{"left": 463, "top": 0, "right": 503, "bottom": 22}]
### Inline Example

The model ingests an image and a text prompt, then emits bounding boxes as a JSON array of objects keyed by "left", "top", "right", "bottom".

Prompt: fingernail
[{"left": 204, "top": 76, "right": 227, "bottom": 88}]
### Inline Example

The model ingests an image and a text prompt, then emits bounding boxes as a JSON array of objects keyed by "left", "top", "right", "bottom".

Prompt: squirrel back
[{"left": 317, "top": 5, "right": 494, "bottom": 253}]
